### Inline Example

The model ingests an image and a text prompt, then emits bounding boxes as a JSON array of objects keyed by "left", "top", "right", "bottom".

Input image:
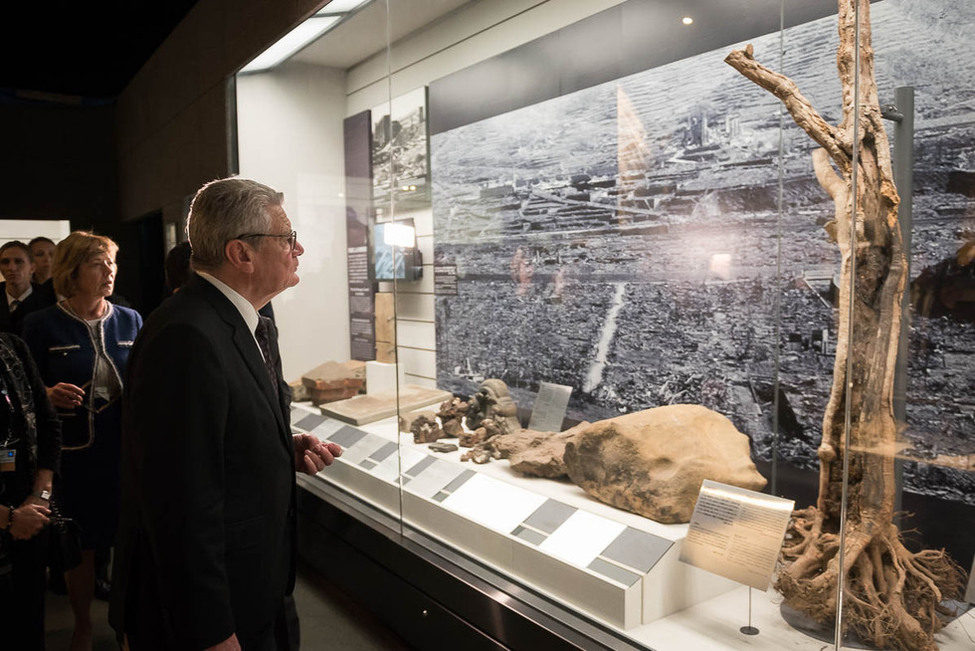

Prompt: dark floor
[{"left": 45, "top": 559, "right": 413, "bottom": 650}]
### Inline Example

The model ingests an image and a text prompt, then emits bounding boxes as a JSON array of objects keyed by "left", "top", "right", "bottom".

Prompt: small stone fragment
[
  {"left": 459, "top": 427, "right": 486, "bottom": 448},
  {"left": 411, "top": 414, "right": 443, "bottom": 444},
  {"left": 459, "top": 443, "right": 492, "bottom": 464},
  {"left": 428, "top": 441, "right": 458, "bottom": 453},
  {"left": 437, "top": 397, "right": 468, "bottom": 438},
  {"left": 399, "top": 410, "right": 437, "bottom": 434}
]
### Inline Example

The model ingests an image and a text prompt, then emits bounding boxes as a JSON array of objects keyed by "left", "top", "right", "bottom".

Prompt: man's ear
[{"left": 224, "top": 240, "right": 256, "bottom": 273}]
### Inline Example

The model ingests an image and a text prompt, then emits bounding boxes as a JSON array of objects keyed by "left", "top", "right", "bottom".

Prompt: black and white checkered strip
[
  {"left": 587, "top": 527, "right": 672, "bottom": 586},
  {"left": 509, "top": 500, "right": 672, "bottom": 586}
]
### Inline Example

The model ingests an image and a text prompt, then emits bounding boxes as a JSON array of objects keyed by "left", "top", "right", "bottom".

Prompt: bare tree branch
[{"left": 725, "top": 45, "right": 850, "bottom": 171}]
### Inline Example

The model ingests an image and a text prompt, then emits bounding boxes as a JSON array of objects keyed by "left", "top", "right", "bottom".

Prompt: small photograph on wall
[{"left": 372, "top": 86, "right": 430, "bottom": 216}]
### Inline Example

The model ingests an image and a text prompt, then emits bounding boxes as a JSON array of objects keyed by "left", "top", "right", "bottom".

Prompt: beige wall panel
[
  {"left": 404, "top": 374, "right": 437, "bottom": 388},
  {"left": 375, "top": 292, "right": 397, "bottom": 345},
  {"left": 394, "top": 293, "right": 435, "bottom": 321},
  {"left": 396, "top": 320, "right": 436, "bottom": 351},
  {"left": 397, "top": 346, "right": 437, "bottom": 379}
]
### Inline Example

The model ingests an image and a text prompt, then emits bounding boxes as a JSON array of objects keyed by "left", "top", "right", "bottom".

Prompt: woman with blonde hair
[{"left": 23, "top": 231, "right": 142, "bottom": 651}]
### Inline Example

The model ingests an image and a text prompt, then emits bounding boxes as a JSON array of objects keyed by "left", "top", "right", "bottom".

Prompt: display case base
[{"left": 292, "top": 405, "right": 736, "bottom": 630}]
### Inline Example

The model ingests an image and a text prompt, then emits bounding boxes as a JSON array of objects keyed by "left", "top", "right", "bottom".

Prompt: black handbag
[{"left": 49, "top": 498, "right": 83, "bottom": 571}]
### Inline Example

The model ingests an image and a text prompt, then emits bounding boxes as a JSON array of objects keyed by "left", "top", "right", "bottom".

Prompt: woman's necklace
[{"left": 63, "top": 297, "right": 107, "bottom": 321}]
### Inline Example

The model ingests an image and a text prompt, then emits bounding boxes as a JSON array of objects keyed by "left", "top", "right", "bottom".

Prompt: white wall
[
  {"left": 0, "top": 220, "right": 72, "bottom": 247},
  {"left": 236, "top": 62, "right": 350, "bottom": 381}
]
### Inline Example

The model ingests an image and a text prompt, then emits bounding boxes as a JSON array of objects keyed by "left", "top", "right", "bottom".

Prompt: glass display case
[{"left": 235, "top": 0, "right": 975, "bottom": 649}]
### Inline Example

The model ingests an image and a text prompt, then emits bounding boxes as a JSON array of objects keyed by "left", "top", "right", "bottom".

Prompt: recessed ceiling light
[
  {"left": 240, "top": 15, "right": 341, "bottom": 73},
  {"left": 682, "top": 16, "right": 694, "bottom": 25},
  {"left": 317, "top": 0, "right": 371, "bottom": 15}
]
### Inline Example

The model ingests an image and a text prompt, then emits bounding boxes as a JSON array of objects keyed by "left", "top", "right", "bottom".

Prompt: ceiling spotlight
[{"left": 682, "top": 16, "right": 694, "bottom": 26}]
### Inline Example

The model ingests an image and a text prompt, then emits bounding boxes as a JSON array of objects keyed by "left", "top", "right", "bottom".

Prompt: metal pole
[
  {"left": 885, "top": 87, "right": 914, "bottom": 522},
  {"left": 739, "top": 587, "right": 760, "bottom": 636}
]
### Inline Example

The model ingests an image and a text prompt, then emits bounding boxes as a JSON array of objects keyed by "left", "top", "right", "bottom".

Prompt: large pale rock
[{"left": 563, "top": 405, "right": 766, "bottom": 524}]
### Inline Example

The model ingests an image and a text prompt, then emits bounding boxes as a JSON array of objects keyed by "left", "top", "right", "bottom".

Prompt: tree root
[{"left": 777, "top": 508, "right": 967, "bottom": 651}]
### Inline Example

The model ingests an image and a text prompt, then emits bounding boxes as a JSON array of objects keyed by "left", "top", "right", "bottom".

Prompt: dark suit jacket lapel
[
  {"left": 0, "top": 283, "right": 11, "bottom": 332},
  {"left": 185, "top": 275, "right": 290, "bottom": 448}
]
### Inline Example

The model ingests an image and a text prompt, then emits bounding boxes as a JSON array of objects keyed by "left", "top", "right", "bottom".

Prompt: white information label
[
  {"left": 539, "top": 510, "right": 627, "bottom": 568},
  {"left": 528, "top": 382, "right": 573, "bottom": 432},
  {"left": 679, "top": 480, "right": 794, "bottom": 591},
  {"left": 442, "top": 474, "right": 547, "bottom": 533}
]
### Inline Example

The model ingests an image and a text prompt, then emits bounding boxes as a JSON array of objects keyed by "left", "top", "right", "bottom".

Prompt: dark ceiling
[{"left": 2, "top": 1, "right": 200, "bottom": 102}]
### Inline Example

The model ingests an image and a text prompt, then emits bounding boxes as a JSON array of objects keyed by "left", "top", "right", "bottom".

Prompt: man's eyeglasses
[{"left": 233, "top": 230, "right": 298, "bottom": 252}]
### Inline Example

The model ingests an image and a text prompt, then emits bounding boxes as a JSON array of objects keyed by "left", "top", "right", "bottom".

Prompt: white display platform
[
  {"left": 293, "top": 403, "right": 975, "bottom": 648},
  {"left": 642, "top": 584, "right": 975, "bottom": 651},
  {"left": 291, "top": 404, "right": 735, "bottom": 630}
]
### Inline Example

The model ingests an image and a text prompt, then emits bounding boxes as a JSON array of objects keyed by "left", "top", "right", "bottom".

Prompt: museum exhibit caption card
[
  {"left": 679, "top": 480, "right": 794, "bottom": 591},
  {"left": 528, "top": 382, "right": 573, "bottom": 433}
]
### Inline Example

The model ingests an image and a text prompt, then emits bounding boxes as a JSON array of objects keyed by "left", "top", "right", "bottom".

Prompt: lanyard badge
[{"left": 0, "top": 447, "right": 14, "bottom": 473}]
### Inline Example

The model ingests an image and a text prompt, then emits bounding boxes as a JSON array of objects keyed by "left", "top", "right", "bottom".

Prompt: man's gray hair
[{"left": 186, "top": 177, "right": 284, "bottom": 271}]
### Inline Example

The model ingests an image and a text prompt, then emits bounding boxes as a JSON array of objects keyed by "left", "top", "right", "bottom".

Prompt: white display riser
[
  {"left": 643, "top": 583, "right": 975, "bottom": 651},
  {"left": 291, "top": 405, "right": 737, "bottom": 630}
]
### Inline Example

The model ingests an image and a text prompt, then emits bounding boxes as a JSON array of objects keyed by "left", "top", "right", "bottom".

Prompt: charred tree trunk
[{"left": 725, "top": 2, "right": 965, "bottom": 650}]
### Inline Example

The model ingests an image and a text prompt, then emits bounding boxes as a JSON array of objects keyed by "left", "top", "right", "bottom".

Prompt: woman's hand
[
  {"left": 9, "top": 503, "right": 50, "bottom": 540},
  {"left": 47, "top": 382, "right": 85, "bottom": 409}
]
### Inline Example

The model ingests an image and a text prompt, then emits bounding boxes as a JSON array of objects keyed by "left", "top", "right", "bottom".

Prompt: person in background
[
  {"left": 162, "top": 240, "right": 192, "bottom": 296},
  {"left": 26, "top": 236, "right": 70, "bottom": 597},
  {"left": 28, "top": 237, "right": 57, "bottom": 289},
  {"left": 0, "top": 241, "right": 56, "bottom": 336},
  {"left": 22, "top": 231, "right": 142, "bottom": 651},
  {"left": 111, "top": 177, "right": 337, "bottom": 650},
  {"left": 0, "top": 331, "right": 61, "bottom": 650}
]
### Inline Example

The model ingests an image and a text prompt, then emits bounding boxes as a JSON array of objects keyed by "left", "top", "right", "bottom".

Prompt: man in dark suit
[
  {"left": 110, "top": 178, "right": 342, "bottom": 650},
  {"left": 0, "top": 240, "right": 56, "bottom": 335}
]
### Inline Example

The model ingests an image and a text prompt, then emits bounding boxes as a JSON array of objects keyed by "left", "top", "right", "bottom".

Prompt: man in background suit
[
  {"left": 110, "top": 178, "right": 342, "bottom": 650},
  {"left": 0, "top": 240, "right": 55, "bottom": 335}
]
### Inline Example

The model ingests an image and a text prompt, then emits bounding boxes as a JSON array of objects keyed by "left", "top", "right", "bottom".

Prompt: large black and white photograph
[
  {"left": 432, "top": 0, "right": 974, "bottom": 504},
  {"left": 372, "top": 86, "right": 431, "bottom": 216}
]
